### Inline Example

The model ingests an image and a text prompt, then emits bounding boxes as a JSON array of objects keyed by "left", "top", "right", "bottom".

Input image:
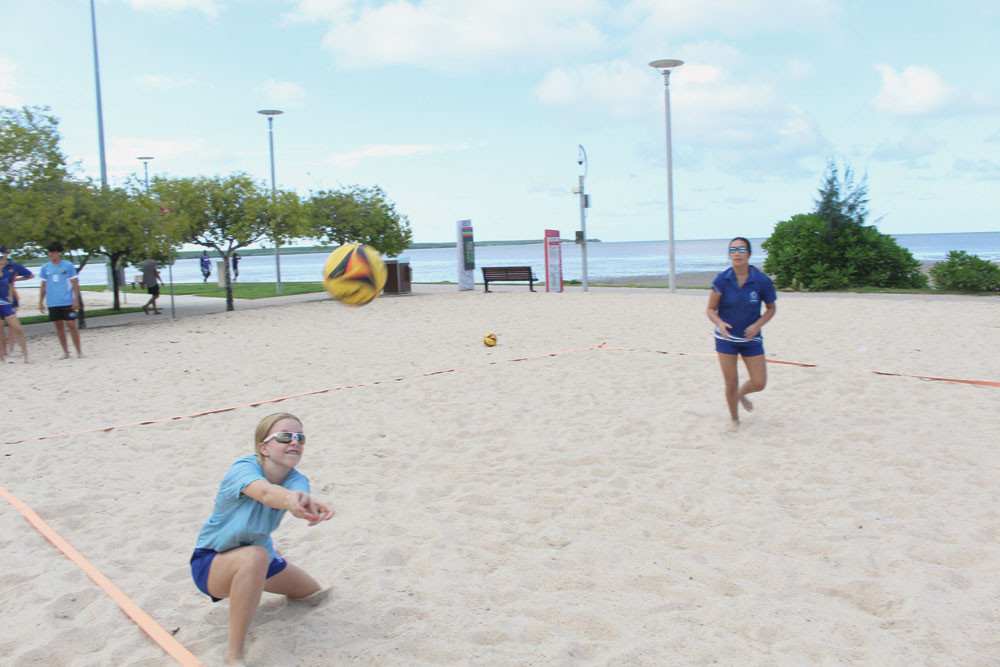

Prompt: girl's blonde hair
[{"left": 254, "top": 412, "right": 302, "bottom": 466}]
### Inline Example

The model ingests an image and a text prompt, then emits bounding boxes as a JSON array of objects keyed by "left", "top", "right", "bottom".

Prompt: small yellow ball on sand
[{"left": 483, "top": 333, "right": 497, "bottom": 347}]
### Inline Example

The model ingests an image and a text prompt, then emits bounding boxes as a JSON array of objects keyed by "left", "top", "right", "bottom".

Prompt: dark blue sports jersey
[{"left": 711, "top": 266, "right": 776, "bottom": 342}]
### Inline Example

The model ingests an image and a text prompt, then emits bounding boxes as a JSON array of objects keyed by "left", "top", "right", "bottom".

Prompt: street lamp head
[
  {"left": 257, "top": 109, "right": 284, "bottom": 116},
  {"left": 649, "top": 59, "right": 684, "bottom": 71},
  {"left": 136, "top": 156, "right": 154, "bottom": 161}
]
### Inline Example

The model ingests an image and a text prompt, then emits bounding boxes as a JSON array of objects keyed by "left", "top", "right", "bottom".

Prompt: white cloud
[
  {"left": 871, "top": 132, "right": 943, "bottom": 161},
  {"left": 0, "top": 58, "right": 21, "bottom": 106},
  {"left": 620, "top": 0, "right": 842, "bottom": 37},
  {"left": 106, "top": 137, "right": 209, "bottom": 172},
  {"left": 534, "top": 60, "right": 652, "bottom": 117},
  {"left": 122, "top": 0, "right": 222, "bottom": 18},
  {"left": 954, "top": 158, "right": 1000, "bottom": 181},
  {"left": 256, "top": 79, "right": 307, "bottom": 110},
  {"left": 871, "top": 65, "right": 954, "bottom": 115},
  {"left": 285, "top": 0, "right": 606, "bottom": 72},
  {"left": 326, "top": 142, "right": 471, "bottom": 167},
  {"left": 987, "top": 129, "right": 1000, "bottom": 143},
  {"left": 133, "top": 74, "right": 199, "bottom": 91},
  {"left": 536, "top": 56, "right": 825, "bottom": 175}
]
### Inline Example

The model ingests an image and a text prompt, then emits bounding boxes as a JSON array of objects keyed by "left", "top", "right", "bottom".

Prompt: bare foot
[
  {"left": 739, "top": 394, "right": 754, "bottom": 412},
  {"left": 223, "top": 652, "right": 246, "bottom": 666},
  {"left": 77, "top": 352, "right": 86, "bottom": 358},
  {"left": 60, "top": 353, "right": 71, "bottom": 360},
  {"left": 726, "top": 420, "right": 740, "bottom": 433}
]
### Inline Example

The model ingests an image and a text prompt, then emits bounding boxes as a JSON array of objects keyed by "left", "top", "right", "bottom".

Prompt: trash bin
[{"left": 383, "top": 257, "right": 411, "bottom": 295}]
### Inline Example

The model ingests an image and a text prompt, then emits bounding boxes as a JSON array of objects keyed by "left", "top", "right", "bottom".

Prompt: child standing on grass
[{"left": 191, "top": 413, "right": 333, "bottom": 666}]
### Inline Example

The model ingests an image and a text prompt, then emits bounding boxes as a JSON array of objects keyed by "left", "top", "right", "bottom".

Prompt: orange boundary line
[{"left": 0, "top": 483, "right": 204, "bottom": 666}]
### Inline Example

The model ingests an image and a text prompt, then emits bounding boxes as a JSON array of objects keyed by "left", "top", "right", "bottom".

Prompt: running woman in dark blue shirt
[{"left": 706, "top": 237, "right": 777, "bottom": 433}]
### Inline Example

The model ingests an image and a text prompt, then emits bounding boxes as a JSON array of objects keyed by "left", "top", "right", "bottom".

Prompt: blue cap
[{"left": 0, "top": 245, "right": 8, "bottom": 254}]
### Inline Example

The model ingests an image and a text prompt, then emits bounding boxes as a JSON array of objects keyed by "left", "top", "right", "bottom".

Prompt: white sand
[{"left": 2, "top": 289, "right": 1000, "bottom": 666}]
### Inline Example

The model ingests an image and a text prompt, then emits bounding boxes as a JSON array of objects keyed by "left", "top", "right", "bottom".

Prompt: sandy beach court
[{"left": 2, "top": 288, "right": 999, "bottom": 666}]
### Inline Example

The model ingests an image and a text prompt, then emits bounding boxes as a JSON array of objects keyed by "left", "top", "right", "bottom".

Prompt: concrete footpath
[{"left": 18, "top": 281, "right": 986, "bottom": 339}]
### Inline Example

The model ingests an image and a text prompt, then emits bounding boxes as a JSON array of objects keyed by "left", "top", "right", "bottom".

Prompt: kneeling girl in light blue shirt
[{"left": 191, "top": 412, "right": 333, "bottom": 666}]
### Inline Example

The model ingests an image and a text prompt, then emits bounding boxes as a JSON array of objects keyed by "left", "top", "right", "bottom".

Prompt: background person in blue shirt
[
  {"left": 706, "top": 237, "right": 777, "bottom": 433},
  {"left": 0, "top": 255, "right": 29, "bottom": 363},
  {"left": 38, "top": 241, "right": 84, "bottom": 359},
  {"left": 1, "top": 244, "right": 34, "bottom": 356},
  {"left": 191, "top": 412, "right": 333, "bottom": 666}
]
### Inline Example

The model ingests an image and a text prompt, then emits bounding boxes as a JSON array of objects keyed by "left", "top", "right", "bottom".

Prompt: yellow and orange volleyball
[
  {"left": 322, "top": 243, "right": 387, "bottom": 306},
  {"left": 483, "top": 333, "right": 497, "bottom": 347}
]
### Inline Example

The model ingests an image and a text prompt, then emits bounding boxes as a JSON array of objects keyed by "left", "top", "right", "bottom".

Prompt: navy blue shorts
[
  {"left": 190, "top": 548, "right": 288, "bottom": 602},
  {"left": 715, "top": 337, "right": 765, "bottom": 357},
  {"left": 0, "top": 304, "right": 14, "bottom": 319}
]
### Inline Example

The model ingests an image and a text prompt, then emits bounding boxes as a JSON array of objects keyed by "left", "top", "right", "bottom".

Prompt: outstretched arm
[{"left": 242, "top": 479, "right": 334, "bottom": 525}]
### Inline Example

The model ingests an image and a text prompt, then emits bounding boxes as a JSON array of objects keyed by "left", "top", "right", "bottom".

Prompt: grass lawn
[
  {"left": 18, "top": 307, "right": 147, "bottom": 326},
  {"left": 82, "top": 282, "right": 328, "bottom": 299}
]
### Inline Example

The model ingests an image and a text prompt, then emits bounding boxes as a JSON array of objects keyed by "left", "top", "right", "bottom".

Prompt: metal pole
[
  {"left": 143, "top": 161, "right": 149, "bottom": 191},
  {"left": 662, "top": 68, "right": 676, "bottom": 294},
  {"left": 267, "top": 116, "right": 282, "bottom": 294},
  {"left": 89, "top": 0, "right": 107, "bottom": 189},
  {"left": 578, "top": 145, "right": 589, "bottom": 292}
]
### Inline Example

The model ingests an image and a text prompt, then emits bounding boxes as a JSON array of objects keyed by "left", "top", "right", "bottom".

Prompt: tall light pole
[
  {"left": 89, "top": 0, "right": 108, "bottom": 189},
  {"left": 575, "top": 145, "right": 590, "bottom": 292},
  {"left": 258, "top": 109, "right": 284, "bottom": 293},
  {"left": 137, "top": 156, "right": 154, "bottom": 192},
  {"left": 649, "top": 58, "right": 683, "bottom": 293}
]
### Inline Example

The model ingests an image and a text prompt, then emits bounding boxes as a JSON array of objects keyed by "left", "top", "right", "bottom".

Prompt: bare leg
[
  {"left": 717, "top": 352, "right": 741, "bottom": 432},
  {"left": 0, "top": 323, "right": 6, "bottom": 362},
  {"left": 206, "top": 546, "right": 271, "bottom": 666},
  {"left": 738, "top": 354, "right": 768, "bottom": 413},
  {"left": 66, "top": 319, "right": 84, "bottom": 357},
  {"left": 53, "top": 320, "right": 70, "bottom": 358},
  {"left": 3, "top": 316, "right": 28, "bottom": 362},
  {"left": 264, "top": 562, "right": 321, "bottom": 599}
]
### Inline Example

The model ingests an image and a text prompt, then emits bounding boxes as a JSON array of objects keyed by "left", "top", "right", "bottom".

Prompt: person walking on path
[
  {"left": 200, "top": 251, "right": 212, "bottom": 283},
  {"left": 0, "top": 244, "right": 33, "bottom": 356},
  {"left": 706, "top": 237, "right": 777, "bottom": 433},
  {"left": 231, "top": 252, "right": 241, "bottom": 283},
  {"left": 39, "top": 242, "right": 84, "bottom": 359},
  {"left": 141, "top": 257, "right": 164, "bottom": 314}
]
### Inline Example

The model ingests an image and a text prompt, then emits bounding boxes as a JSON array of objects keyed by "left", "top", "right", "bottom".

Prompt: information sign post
[
  {"left": 544, "top": 229, "right": 563, "bottom": 293},
  {"left": 457, "top": 220, "right": 475, "bottom": 291}
]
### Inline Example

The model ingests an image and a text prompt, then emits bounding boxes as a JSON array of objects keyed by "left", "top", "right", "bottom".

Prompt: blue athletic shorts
[
  {"left": 715, "top": 337, "right": 765, "bottom": 357},
  {"left": 190, "top": 547, "right": 288, "bottom": 602},
  {"left": 0, "top": 304, "right": 14, "bottom": 319}
]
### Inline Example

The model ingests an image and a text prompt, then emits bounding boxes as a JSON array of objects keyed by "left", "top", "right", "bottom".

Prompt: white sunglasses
[{"left": 263, "top": 431, "right": 306, "bottom": 445}]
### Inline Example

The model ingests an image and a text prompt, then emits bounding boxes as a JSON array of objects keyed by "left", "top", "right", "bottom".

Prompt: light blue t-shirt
[
  {"left": 196, "top": 455, "right": 310, "bottom": 558},
  {"left": 39, "top": 260, "right": 78, "bottom": 307}
]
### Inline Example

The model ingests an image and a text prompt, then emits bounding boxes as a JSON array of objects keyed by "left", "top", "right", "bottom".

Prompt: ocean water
[{"left": 16, "top": 231, "right": 999, "bottom": 287}]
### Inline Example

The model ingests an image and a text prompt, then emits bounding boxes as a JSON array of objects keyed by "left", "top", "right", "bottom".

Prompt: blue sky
[{"left": 2, "top": 0, "right": 998, "bottom": 244}]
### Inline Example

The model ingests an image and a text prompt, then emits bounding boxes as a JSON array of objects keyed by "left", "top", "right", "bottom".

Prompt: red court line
[
  {"left": 0, "top": 347, "right": 604, "bottom": 446},
  {"left": 0, "top": 483, "right": 203, "bottom": 667},
  {"left": 4, "top": 345, "right": 995, "bottom": 447}
]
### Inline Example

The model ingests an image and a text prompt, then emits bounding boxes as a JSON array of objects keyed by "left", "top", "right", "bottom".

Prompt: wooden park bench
[{"left": 481, "top": 266, "right": 538, "bottom": 292}]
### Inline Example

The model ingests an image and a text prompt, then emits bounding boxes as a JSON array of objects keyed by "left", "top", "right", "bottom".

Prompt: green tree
[
  {"left": 930, "top": 251, "right": 1000, "bottom": 292},
  {"left": 305, "top": 185, "right": 412, "bottom": 257},
  {"left": 814, "top": 160, "right": 871, "bottom": 239},
  {"left": 762, "top": 162, "right": 926, "bottom": 291},
  {"left": 152, "top": 173, "right": 303, "bottom": 311},
  {"left": 0, "top": 106, "right": 74, "bottom": 253}
]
